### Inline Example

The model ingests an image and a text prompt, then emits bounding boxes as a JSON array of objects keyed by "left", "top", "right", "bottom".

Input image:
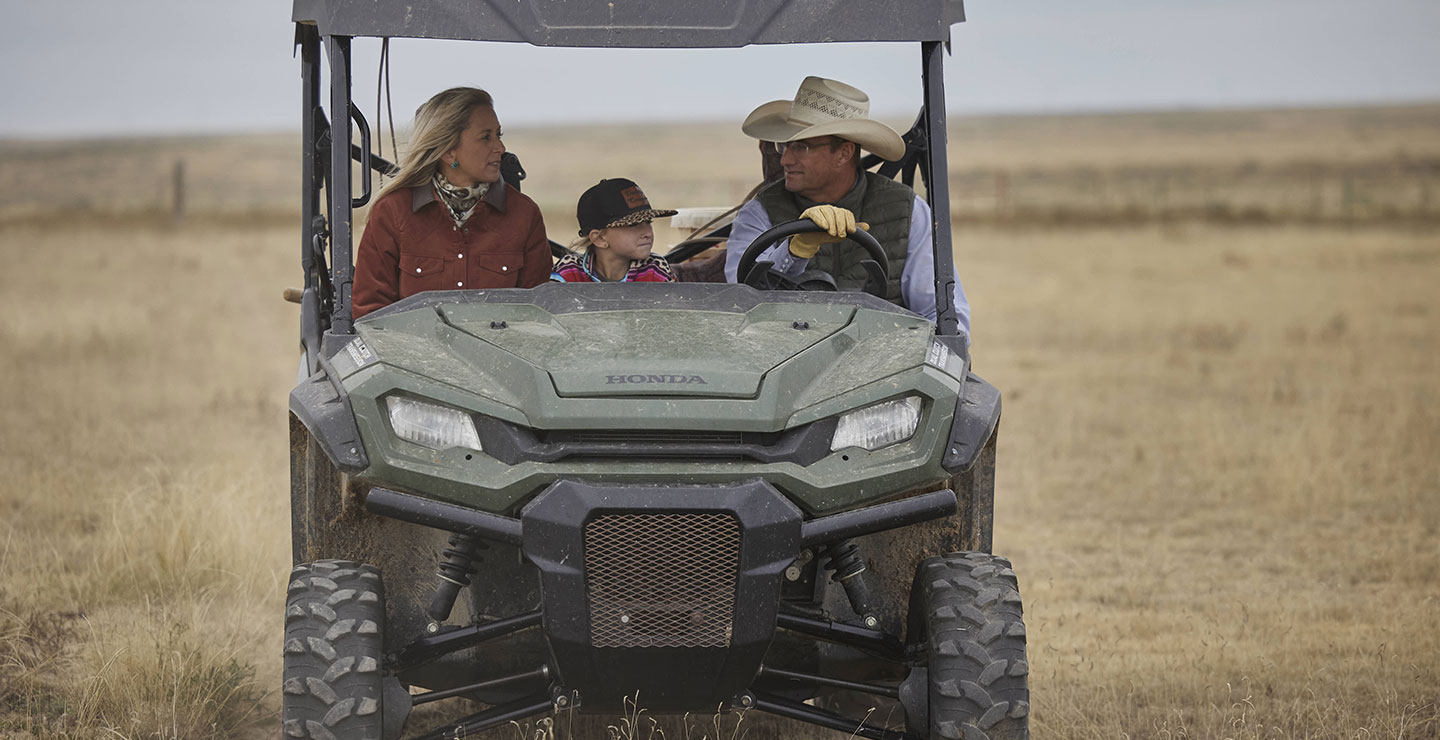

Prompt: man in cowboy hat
[{"left": 724, "top": 76, "right": 970, "bottom": 339}]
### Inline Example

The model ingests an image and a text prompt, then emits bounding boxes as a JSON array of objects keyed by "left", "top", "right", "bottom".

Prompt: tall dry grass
[
  {"left": 2, "top": 106, "right": 1438, "bottom": 738},
  {"left": 967, "top": 223, "right": 1440, "bottom": 737},
  {"left": 0, "top": 221, "right": 295, "bottom": 737}
]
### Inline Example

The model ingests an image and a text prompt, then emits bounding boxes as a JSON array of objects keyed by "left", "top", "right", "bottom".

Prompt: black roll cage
[{"left": 293, "top": 3, "right": 966, "bottom": 374}]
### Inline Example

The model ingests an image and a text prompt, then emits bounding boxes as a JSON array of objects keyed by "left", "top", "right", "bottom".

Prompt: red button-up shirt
[{"left": 352, "top": 182, "right": 550, "bottom": 319}]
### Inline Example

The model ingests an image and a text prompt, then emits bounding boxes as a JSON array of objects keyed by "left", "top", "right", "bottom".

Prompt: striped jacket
[{"left": 551, "top": 249, "right": 675, "bottom": 283}]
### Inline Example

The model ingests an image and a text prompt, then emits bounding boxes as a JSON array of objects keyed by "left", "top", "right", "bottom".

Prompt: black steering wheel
[{"left": 735, "top": 219, "right": 891, "bottom": 295}]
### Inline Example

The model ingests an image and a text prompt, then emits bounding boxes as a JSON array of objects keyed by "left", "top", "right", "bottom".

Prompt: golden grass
[
  {"left": 966, "top": 223, "right": 1440, "bottom": 738},
  {"left": 2, "top": 105, "right": 1438, "bottom": 737},
  {"left": 0, "top": 220, "right": 294, "bottom": 738}
]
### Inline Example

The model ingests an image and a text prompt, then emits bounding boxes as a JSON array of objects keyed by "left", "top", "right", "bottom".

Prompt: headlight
[
  {"left": 830, "top": 396, "right": 923, "bottom": 452},
  {"left": 386, "top": 396, "right": 482, "bottom": 451}
]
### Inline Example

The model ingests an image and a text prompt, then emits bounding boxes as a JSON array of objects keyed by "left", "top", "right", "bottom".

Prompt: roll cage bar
[{"left": 293, "top": 2, "right": 966, "bottom": 374}]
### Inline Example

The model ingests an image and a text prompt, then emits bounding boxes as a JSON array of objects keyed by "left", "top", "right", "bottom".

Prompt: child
[{"left": 552, "top": 178, "right": 678, "bottom": 283}]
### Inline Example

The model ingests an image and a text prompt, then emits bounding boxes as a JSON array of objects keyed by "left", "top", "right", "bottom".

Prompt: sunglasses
[{"left": 775, "top": 138, "right": 843, "bottom": 156}]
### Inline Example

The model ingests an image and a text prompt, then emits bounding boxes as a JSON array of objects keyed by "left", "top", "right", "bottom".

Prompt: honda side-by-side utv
[{"left": 285, "top": 2, "right": 1024, "bottom": 739}]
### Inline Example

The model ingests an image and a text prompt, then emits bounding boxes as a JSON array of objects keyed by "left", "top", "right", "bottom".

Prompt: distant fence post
[
  {"left": 171, "top": 159, "right": 186, "bottom": 223},
  {"left": 994, "top": 171, "right": 1010, "bottom": 219}
]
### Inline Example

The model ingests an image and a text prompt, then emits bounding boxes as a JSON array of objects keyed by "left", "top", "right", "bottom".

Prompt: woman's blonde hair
[{"left": 376, "top": 87, "right": 495, "bottom": 202}]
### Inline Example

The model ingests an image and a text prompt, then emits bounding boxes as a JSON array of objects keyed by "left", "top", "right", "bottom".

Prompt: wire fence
[
  {"left": 2, "top": 134, "right": 1437, "bottom": 228},
  {"left": 945, "top": 158, "right": 1440, "bottom": 226},
  {"left": 0, "top": 135, "right": 298, "bottom": 224}
]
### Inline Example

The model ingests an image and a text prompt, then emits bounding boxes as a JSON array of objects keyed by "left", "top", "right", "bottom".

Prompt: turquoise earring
[{"left": 450, "top": 160, "right": 459, "bottom": 169}]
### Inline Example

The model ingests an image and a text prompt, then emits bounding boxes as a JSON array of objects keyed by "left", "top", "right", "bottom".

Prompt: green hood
[
  {"left": 321, "top": 285, "right": 969, "bottom": 513},
  {"left": 342, "top": 285, "right": 951, "bottom": 430},
  {"left": 441, "top": 304, "right": 850, "bottom": 398}
]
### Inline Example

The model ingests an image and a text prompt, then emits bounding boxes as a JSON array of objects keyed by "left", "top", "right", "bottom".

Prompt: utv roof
[{"left": 291, "top": 0, "right": 965, "bottom": 47}]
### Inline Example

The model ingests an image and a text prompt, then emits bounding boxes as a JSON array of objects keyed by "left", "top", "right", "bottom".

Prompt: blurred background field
[
  {"left": 4, "top": 104, "right": 1439, "bottom": 233},
  {"left": 1, "top": 104, "right": 1438, "bottom": 738}
]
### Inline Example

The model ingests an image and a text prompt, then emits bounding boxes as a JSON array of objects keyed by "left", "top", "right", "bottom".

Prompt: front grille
[
  {"left": 544, "top": 430, "right": 748, "bottom": 445},
  {"left": 585, "top": 513, "right": 740, "bottom": 648}
]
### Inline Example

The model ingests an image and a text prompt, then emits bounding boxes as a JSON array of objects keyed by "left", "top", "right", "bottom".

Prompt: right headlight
[
  {"left": 830, "top": 396, "right": 923, "bottom": 452},
  {"left": 386, "top": 396, "right": 482, "bottom": 451}
]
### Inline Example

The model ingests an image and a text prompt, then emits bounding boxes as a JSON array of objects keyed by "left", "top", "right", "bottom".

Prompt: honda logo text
[{"left": 606, "top": 374, "right": 708, "bottom": 385}]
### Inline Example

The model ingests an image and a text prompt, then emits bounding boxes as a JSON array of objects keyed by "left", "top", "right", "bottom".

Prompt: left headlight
[
  {"left": 386, "top": 396, "right": 482, "bottom": 451},
  {"left": 830, "top": 396, "right": 923, "bottom": 452}
]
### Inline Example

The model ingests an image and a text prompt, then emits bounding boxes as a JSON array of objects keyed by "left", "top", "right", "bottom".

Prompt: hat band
[{"left": 789, "top": 87, "right": 868, "bottom": 126}]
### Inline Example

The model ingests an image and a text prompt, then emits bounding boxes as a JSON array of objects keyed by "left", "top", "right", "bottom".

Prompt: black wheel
[
  {"left": 914, "top": 552, "right": 1029, "bottom": 740},
  {"left": 284, "top": 560, "right": 386, "bottom": 740}
]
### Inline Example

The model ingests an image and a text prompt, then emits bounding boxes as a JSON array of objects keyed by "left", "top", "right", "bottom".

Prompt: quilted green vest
[{"left": 755, "top": 171, "right": 914, "bottom": 302}]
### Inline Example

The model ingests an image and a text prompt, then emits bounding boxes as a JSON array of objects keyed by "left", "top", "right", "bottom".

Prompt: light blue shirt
[{"left": 724, "top": 196, "right": 971, "bottom": 341}]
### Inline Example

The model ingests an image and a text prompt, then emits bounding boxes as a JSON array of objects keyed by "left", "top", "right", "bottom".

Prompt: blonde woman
[{"left": 352, "top": 87, "right": 550, "bottom": 318}]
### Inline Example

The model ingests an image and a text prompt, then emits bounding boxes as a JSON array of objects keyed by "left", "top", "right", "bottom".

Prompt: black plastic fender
[
  {"left": 289, "top": 351, "right": 368, "bottom": 472},
  {"left": 941, "top": 372, "right": 1001, "bottom": 474}
]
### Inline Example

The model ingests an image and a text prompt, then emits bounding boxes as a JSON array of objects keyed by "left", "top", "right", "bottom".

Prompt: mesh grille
[{"left": 585, "top": 513, "right": 740, "bottom": 648}]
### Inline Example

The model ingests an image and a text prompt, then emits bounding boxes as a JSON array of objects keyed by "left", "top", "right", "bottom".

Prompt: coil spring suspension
[
  {"left": 427, "top": 533, "right": 487, "bottom": 624},
  {"left": 822, "top": 540, "right": 880, "bottom": 629}
]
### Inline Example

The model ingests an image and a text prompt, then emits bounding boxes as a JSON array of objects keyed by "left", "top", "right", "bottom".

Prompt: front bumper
[
  {"left": 364, "top": 481, "right": 958, "bottom": 713},
  {"left": 521, "top": 478, "right": 800, "bottom": 711}
]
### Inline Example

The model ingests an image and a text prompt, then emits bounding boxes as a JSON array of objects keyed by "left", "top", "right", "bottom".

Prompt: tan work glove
[{"left": 789, "top": 205, "right": 868, "bottom": 259}]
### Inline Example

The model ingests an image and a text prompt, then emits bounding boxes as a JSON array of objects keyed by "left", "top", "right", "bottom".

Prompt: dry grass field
[{"left": 1, "top": 104, "right": 1438, "bottom": 739}]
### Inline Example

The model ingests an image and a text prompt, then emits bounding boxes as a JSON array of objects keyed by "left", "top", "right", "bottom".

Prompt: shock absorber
[
  {"left": 426, "top": 533, "right": 487, "bottom": 625},
  {"left": 823, "top": 540, "right": 881, "bottom": 629}
]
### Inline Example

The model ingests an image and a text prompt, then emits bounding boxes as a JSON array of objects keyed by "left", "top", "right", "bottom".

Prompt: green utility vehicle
[{"left": 286, "top": 2, "right": 1024, "bottom": 739}]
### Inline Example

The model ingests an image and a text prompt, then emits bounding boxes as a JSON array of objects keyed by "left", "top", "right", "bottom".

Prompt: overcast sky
[{"left": 1, "top": 0, "right": 1438, "bottom": 139}]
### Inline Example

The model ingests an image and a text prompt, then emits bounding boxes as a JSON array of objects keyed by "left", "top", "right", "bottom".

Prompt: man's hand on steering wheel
[
  {"left": 788, "top": 205, "right": 870, "bottom": 259},
  {"left": 735, "top": 212, "right": 891, "bottom": 298}
]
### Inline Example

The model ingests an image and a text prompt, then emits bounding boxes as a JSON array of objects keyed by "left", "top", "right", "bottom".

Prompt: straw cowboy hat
[{"left": 741, "top": 76, "right": 906, "bottom": 162}]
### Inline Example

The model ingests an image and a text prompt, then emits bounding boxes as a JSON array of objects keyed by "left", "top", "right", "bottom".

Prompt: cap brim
[
  {"left": 603, "top": 208, "right": 679, "bottom": 229},
  {"left": 741, "top": 101, "right": 906, "bottom": 161}
]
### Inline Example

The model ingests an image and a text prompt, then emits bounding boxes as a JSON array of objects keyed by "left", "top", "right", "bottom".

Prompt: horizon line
[{"left": 3, "top": 98, "right": 1437, "bottom": 144}]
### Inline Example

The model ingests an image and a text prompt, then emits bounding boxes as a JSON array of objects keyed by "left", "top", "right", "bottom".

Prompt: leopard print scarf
[{"left": 432, "top": 172, "right": 490, "bottom": 227}]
